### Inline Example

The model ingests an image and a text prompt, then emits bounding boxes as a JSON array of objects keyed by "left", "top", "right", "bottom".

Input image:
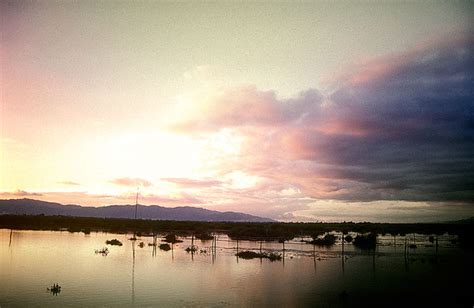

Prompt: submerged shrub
[
  {"left": 164, "top": 234, "right": 182, "bottom": 244},
  {"left": 159, "top": 243, "right": 171, "bottom": 251},
  {"left": 236, "top": 250, "right": 282, "bottom": 261},
  {"left": 353, "top": 233, "right": 377, "bottom": 249},
  {"left": 195, "top": 233, "right": 214, "bottom": 241},
  {"left": 105, "top": 239, "right": 123, "bottom": 246},
  {"left": 185, "top": 246, "right": 198, "bottom": 253},
  {"left": 308, "top": 234, "right": 337, "bottom": 246}
]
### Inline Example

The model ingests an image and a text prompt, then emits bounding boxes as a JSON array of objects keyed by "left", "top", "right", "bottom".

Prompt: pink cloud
[
  {"left": 110, "top": 177, "right": 153, "bottom": 187},
  {"left": 171, "top": 86, "right": 323, "bottom": 132},
  {"left": 162, "top": 177, "right": 224, "bottom": 188}
]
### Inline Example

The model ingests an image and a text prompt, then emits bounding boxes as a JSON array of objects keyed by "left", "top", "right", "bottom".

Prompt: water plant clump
[
  {"left": 95, "top": 247, "right": 109, "bottom": 255},
  {"left": 105, "top": 239, "right": 123, "bottom": 246},
  {"left": 164, "top": 234, "right": 183, "bottom": 244},
  {"left": 236, "top": 250, "right": 282, "bottom": 261},
  {"left": 308, "top": 234, "right": 337, "bottom": 246},
  {"left": 159, "top": 243, "right": 171, "bottom": 251},
  {"left": 47, "top": 283, "right": 61, "bottom": 295},
  {"left": 353, "top": 233, "right": 377, "bottom": 249},
  {"left": 185, "top": 246, "right": 198, "bottom": 253},
  {"left": 266, "top": 252, "right": 282, "bottom": 261}
]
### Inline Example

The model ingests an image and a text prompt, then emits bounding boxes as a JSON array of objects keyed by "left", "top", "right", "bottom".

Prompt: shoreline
[{"left": 1, "top": 214, "right": 472, "bottom": 243}]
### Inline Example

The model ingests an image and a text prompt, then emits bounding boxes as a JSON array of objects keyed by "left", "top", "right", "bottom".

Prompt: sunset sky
[{"left": 1, "top": 1, "right": 473, "bottom": 222}]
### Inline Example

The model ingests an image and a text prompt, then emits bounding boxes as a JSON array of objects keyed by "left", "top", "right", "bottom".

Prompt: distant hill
[{"left": 0, "top": 198, "right": 275, "bottom": 222}]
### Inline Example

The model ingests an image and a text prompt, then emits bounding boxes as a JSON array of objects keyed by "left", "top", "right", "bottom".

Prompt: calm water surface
[{"left": 1, "top": 229, "right": 472, "bottom": 307}]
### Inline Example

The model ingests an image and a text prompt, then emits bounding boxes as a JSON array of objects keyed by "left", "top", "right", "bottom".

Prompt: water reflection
[{"left": 0, "top": 229, "right": 472, "bottom": 307}]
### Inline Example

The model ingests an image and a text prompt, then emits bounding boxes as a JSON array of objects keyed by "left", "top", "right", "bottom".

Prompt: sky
[{"left": 1, "top": 1, "right": 473, "bottom": 222}]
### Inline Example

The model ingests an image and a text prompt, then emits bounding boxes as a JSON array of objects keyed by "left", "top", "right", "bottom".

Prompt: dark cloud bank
[{"left": 177, "top": 34, "right": 474, "bottom": 211}]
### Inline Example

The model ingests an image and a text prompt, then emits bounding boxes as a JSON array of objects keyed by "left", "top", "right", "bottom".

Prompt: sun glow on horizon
[{"left": 2, "top": 1, "right": 473, "bottom": 222}]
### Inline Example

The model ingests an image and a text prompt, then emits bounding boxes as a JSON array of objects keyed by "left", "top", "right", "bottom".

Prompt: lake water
[{"left": 1, "top": 229, "right": 472, "bottom": 307}]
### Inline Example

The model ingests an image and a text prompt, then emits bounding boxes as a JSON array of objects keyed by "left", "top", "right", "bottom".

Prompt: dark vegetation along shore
[{"left": 1, "top": 214, "right": 473, "bottom": 249}]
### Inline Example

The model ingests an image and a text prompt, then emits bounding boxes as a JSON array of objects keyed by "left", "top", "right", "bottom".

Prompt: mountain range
[{"left": 0, "top": 198, "right": 274, "bottom": 222}]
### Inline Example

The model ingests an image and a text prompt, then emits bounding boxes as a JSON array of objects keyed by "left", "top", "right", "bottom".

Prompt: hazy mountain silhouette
[{"left": 0, "top": 198, "right": 275, "bottom": 222}]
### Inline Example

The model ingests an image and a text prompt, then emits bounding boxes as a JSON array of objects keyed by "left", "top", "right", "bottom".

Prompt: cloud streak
[
  {"left": 58, "top": 181, "right": 80, "bottom": 186},
  {"left": 110, "top": 177, "right": 153, "bottom": 188},
  {"left": 0, "top": 190, "right": 43, "bottom": 197},
  {"left": 162, "top": 177, "right": 224, "bottom": 188}
]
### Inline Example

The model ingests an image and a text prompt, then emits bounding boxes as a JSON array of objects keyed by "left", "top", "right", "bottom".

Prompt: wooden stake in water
[
  {"left": 404, "top": 236, "right": 407, "bottom": 256},
  {"left": 341, "top": 232, "right": 344, "bottom": 254},
  {"left": 134, "top": 188, "right": 139, "bottom": 220},
  {"left": 132, "top": 188, "right": 139, "bottom": 240}
]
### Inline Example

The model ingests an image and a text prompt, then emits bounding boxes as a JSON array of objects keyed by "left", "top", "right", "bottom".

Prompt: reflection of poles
[
  {"left": 236, "top": 239, "right": 239, "bottom": 263},
  {"left": 404, "top": 252, "right": 409, "bottom": 272},
  {"left": 312, "top": 239, "right": 318, "bottom": 272},
  {"left": 341, "top": 233, "right": 345, "bottom": 275},
  {"left": 372, "top": 248, "right": 375, "bottom": 275},
  {"left": 313, "top": 253, "right": 317, "bottom": 274},
  {"left": 191, "top": 234, "right": 194, "bottom": 261},
  {"left": 152, "top": 235, "right": 157, "bottom": 257},
  {"left": 9, "top": 229, "right": 13, "bottom": 247},
  {"left": 131, "top": 241, "right": 136, "bottom": 305},
  {"left": 171, "top": 243, "right": 174, "bottom": 261},
  {"left": 282, "top": 240, "right": 285, "bottom": 264},
  {"left": 211, "top": 235, "right": 216, "bottom": 264},
  {"left": 213, "top": 235, "right": 216, "bottom": 263},
  {"left": 404, "top": 242, "right": 409, "bottom": 272},
  {"left": 404, "top": 236, "right": 408, "bottom": 256}
]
